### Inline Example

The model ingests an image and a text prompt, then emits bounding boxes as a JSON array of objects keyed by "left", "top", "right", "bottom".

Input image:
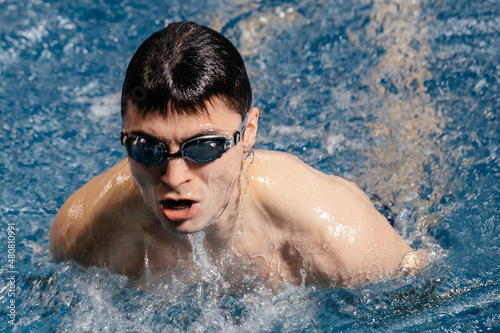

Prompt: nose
[{"left": 160, "top": 158, "right": 192, "bottom": 190}]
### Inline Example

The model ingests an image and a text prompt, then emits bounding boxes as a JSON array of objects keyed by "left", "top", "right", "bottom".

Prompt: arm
[
  {"left": 249, "top": 150, "right": 415, "bottom": 286},
  {"left": 50, "top": 159, "right": 149, "bottom": 275}
]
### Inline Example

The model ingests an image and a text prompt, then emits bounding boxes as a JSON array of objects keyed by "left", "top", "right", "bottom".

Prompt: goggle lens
[
  {"left": 128, "top": 137, "right": 164, "bottom": 165},
  {"left": 183, "top": 139, "right": 225, "bottom": 164}
]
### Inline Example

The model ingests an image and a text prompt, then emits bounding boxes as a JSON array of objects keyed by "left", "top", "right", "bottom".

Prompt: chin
[{"left": 161, "top": 218, "right": 209, "bottom": 235}]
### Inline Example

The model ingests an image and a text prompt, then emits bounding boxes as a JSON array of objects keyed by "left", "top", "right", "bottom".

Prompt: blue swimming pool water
[{"left": 1, "top": 0, "right": 499, "bottom": 331}]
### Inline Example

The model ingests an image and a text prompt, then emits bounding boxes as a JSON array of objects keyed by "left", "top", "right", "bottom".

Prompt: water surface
[{"left": 0, "top": 0, "right": 499, "bottom": 331}]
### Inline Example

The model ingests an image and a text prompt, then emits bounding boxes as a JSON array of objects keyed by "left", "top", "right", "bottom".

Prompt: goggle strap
[{"left": 228, "top": 112, "right": 249, "bottom": 149}]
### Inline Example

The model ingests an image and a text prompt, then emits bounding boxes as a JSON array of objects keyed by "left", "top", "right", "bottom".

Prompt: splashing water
[{"left": 1, "top": 0, "right": 499, "bottom": 331}]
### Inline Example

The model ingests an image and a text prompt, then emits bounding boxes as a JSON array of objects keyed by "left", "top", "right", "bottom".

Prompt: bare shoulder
[
  {"left": 247, "top": 150, "right": 413, "bottom": 286},
  {"left": 50, "top": 159, "right": 150, "bottom": 274},
  {"left": 247, "top": 150, "right": 371, "bottom": 215}
]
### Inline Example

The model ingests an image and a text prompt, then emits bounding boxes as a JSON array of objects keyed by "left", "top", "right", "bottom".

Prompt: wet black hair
[{"left": 121, "top": 22, "right": 252, "bottom": 119}]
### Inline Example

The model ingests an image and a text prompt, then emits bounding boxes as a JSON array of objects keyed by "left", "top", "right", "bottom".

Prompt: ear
[{"left": 243, "top": 107, "right": 259, "bottom": 153}]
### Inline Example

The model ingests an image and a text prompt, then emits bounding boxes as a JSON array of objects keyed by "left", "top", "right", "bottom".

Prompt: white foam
[
  {"left": 325, "top": 133, "right": 345, "bottom": 155},
  {"left": 89, "top": 92, "right": 121, "bottom": 118}
]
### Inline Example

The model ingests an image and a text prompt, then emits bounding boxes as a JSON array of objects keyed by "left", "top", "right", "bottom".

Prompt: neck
[
  {"left": 203, "top": 156, "right": 253, "bottom": 252},
  {"left": 203, "top": 178, "right": 243, "bottom": 250}
]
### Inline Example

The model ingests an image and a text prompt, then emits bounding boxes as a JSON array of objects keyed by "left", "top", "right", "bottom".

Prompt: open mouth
[
  {"left": 160, "top": 199, "right": 200, "bottom": 222},
  {"left": 163, "top": 199, "right": 194, "bottom": 210}
]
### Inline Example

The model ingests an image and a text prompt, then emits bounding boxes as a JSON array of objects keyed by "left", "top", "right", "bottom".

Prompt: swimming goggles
[{"left": 121, "top": 115, "right": 248, "bottom": 165}]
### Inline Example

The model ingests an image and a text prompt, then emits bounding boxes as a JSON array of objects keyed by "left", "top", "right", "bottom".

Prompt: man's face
[{"left": 122, "top": 100, "right": 250, "bottom": 234}]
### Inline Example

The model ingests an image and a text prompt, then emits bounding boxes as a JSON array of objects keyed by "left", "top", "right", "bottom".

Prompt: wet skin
[{"left": 50, "top": 99, "right": 420, "bottom": 287}]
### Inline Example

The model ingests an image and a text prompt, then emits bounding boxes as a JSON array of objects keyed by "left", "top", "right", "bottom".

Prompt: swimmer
[{"left": 50, "top": 22, "right": 423, "bottom": 287}]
